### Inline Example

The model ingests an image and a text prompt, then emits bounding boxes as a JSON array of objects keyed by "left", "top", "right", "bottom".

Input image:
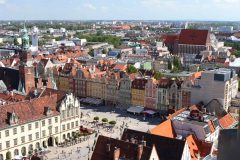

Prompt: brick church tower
[{"left": 18, "top": 24, "right": 35, "bottom": 94}]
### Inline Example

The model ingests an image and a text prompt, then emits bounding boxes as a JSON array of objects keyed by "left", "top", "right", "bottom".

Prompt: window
[
  {"left": 42, "top": 120, "right": 45, "bottom": 126},
  {"left": 13, "top": 128, "right": 17, "bottom": 135},
  {"left": 0, "top": 132, "right": 1, "bottom": 138},
  {"left": 55, "top": 117, "right": 58, "bottom": 123},
  {"left": 62, "top": 125, "right": 65, "bottom": 131},
  {"left": 35, "top": 122, "right": 39, "bottom": 128},
  {"left": 0, "top": 143, "right": 2, "bottom": 150},
  {"left": 71, "top": 122, "right": 74, "bottom": 128},
  {"left": 28, "top": 124, "right": 32, "bottom": 130},
  {"left": 14, "top": 138, "right": 17, "bottom": 146},
  {"left": 75, "top": 121, "right": 78, "bottom": 127},
  {"left": 21, "top": 136, "right": 25, "bottom": 143},
  {"left": 28, "top": 134, "right": 32, "bottom": 141},
  {"left": 6, "top": 141, "right": 10, "bottom": 148},
  {"left": 48, "top": 118, "right": 52, "bottom": 125},
  {"left": 35, "top": 132, "right": 39, "bottom": 139},
  {"left": 21, "top": 126, "right": 24, "bottom": 132},
  {"left": 67, "top": 123, "right": 70, "bottom": 130},
  {"left": 55, "top": 127, "right": 58, "bottom": 133},
  {"left": 5, "top": 130, "right": 9, "bottom": 137},
  {"left": 42, "top": 130, "right": 46, "bottom": 137}
]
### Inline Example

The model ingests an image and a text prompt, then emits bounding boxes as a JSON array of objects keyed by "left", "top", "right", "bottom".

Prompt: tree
[
  {"left": 102, "top": 48, "right": 107, "bottom": 55},
  {"left": 94, "top": 116, "right": 99, "bottom": 122},
  {"left": 88, "top": 48, "right": 94, "bottom": 57},
  {"left": 173, "top": 56, "right": 181, "bottom": 70},
  {"left": 238, "top": 80, "right": 240, "bottom": 91},
  {"left": 154, "top": 72, "right": 163, "bottom": 80},
  {"left": 6, "top": 151, "right": 11, "bottom": 160},
  {"left": 117, "top": 53, "right": 121, "bottom": 59},
  {"left": 167, "top": 59, "right": 172, "bottom": 70},
  {"left": 102, "top": 118, "right": 108, "bottom": 123},
  {"left": 109, "top": 120, "right": 116, "bottom": 126},
  {"left": 127, "top": 65, "right": 137, "bottom": 74},
  {"left": 13, "top": 37, "right": 19, "bottom": 46},
  {"left": 171, "top": 66, "right": 179, "bottom": 73}
]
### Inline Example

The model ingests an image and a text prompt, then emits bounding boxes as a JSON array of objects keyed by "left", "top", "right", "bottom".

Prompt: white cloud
[
  {"left": 84, "top": 3, "right": 96, "bottom": 10},
  {"left": 0, "top": 0, "right": 6, "bottom": 4},
  {"left": 213, "top": 0, "right": 240, "bottom": 3}
]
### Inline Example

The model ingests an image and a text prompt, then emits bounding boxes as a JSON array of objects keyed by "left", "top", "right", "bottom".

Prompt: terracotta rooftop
[
  {"left": 179, "top": 29, "right": 209, "bottom": 45},
  {"left": 0, "top": 94, "right": 58, "bottom": 129},
  {"left": 0, "top": 92, "right": 26, "bottom": 103},
  {"left": 186, "top": 134, "right": 212, "bottom": 160},
  {"left": 219, "top": 113, "right": 237, "bottom": 129},
  {"left": 162, "top": 34, "right": 179, "bottom": 43},
  {"left": 27, "top": 88, "right": 67, "bottom": 103},
  {"left": 149, "top": 119, "right": 176, "bottom": 138}
]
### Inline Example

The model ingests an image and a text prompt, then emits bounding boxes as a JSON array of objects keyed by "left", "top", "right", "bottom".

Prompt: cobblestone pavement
[{"left": 45, "top": 105, "right": 162, "bottom": 160}]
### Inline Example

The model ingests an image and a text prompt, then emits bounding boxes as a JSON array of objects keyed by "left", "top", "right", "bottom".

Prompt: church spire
[{"left": 21, "top": 23, "right": 30, "bottom": 50}]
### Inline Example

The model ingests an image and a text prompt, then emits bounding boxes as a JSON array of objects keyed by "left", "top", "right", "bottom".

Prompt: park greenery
[
  {"left": 154, "top": 71, "right": 164, "bottom": 80},
  {"left": 77, "top": 33, "right": 121, "bottom": 47},
  {"left": 225, "top": 42, "right": 240, "bottom": 57},
  {"left": 168, "top": 56, "right": 181, "bottom": 73},
  {"left": 127, "top": 65, "right": 137, "bottom": 74}
]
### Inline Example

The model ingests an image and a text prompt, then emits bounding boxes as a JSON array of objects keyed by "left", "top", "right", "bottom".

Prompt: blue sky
[{"left": 0, "top": 0, "right": 240, "bottom": 21}]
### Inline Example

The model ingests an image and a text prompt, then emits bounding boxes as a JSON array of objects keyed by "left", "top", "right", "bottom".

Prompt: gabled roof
[
  {"left": 179, "top": 29, "right": 209, "bottom": 45},
  {"left": 149, "top": 119, "right": 176, "bottom": 138},
  {"left": 122, "top": 129, "right": 186, "bottom": 160},
  {"left": 91, "top": 135, "right": 153, "bottom": 160}
]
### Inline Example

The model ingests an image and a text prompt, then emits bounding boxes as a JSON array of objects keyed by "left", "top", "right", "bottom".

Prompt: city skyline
[{"left": 0, "top": 0, "right": 240, "bottom": 21}]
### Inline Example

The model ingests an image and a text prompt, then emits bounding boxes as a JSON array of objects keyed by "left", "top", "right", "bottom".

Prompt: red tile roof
[
  {"left": 92, "top": 135, "right": 152, "bottom": 160},
  {"left": 162, "top": 34, "right": 179, "bottom": 43},
  {"left": 219, "top": 113, "right": 237, "bottom": 129},
  {"left": 179, "top": 29, "right": 209, "bottom": 45},
  {"left": 0, "top": 94, "right": 58, "bottom": 129},
  {"left": 186, "top": 134, "right": 212, "bottom": 160},
  {"left": 0, "top": 92, "right": 26, "bottom": 103}
]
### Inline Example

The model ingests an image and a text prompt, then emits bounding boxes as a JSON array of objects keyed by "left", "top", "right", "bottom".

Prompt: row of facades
[{"left": 55, "top": 66, "right": 238, "bottom": 113}]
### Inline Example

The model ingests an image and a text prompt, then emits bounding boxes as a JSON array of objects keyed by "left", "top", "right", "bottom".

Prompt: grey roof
[{"left": 0, "top": 80, "right": 7, "bottom": 92}]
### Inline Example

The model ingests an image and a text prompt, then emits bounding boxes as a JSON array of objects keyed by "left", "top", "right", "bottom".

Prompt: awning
[
  {"left": 127, "top": 106, "right": 144, "bottom": 114},
  {"left": 143, "top": 110, "right": 156, "bottom": 115}
]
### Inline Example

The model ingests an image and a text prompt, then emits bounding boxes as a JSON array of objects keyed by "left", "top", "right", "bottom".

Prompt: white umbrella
[{"left": 14, "top": 155, "right": 23, "bottom": 160}]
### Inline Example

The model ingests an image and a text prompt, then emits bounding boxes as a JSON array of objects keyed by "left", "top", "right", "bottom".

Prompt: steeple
[{"left": 21, "top": 23, "right": 30, "bottom": 50}]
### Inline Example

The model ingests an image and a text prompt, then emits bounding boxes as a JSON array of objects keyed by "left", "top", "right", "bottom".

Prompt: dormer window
[
  {"left": 44, "top": 106, "right": 52, "bottom": 116},
  {"left": 7, "top": 111, "right": 18, "bottom": 125}
]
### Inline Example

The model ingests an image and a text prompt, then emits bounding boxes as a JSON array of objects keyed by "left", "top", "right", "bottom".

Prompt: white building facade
[{"left": 0, "top": 93, "right": 80, "bottom": 160}]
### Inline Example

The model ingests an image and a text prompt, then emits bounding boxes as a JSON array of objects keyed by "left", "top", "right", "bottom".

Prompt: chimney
[
  {"left": 137, "top": 145, "right": 143, "bottom": 160},
  {"left": 141, "top": 140, "right": 146, "bottom": 146},
  {"left": 106, "top": 143, "right": 111, "bottom": 152},
  {"left": 113, "top": 147, "right": 120, "bottom": 160},
  {"left": 131, "top": 138, "right": 135, "bottom": 144}
]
